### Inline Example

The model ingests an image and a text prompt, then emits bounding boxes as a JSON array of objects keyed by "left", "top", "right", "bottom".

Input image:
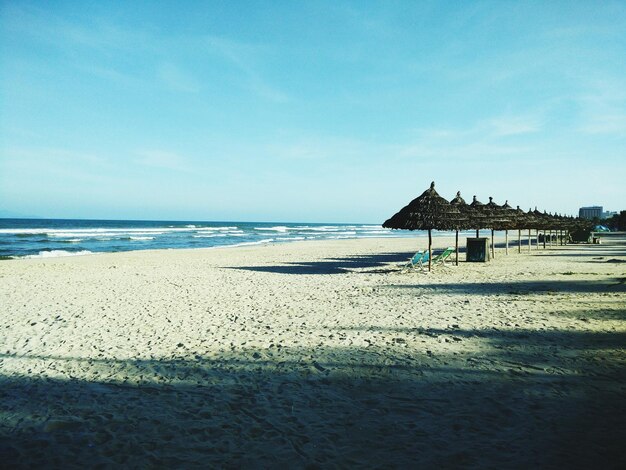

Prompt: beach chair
[
  {"left": 401, "top": 250, "right": 427, "bottom": 272},
  {"left": 431, "top": 247, "right": 455, "bottom": 267}
]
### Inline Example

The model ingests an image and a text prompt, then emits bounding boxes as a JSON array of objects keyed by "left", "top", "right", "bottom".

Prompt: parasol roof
[
  {"left": 466, "top": 195, "right": 494, "bottom": 229},
  {"left": 511, "top": 205, "right": 533, "bottom": 229},
  {"left": 468, "top": 195, "right": 505, "bottom": 229},
  {"left": 531, "top": 207, "right": 552, "bottom": 229},
  {"left": 498, "top": 200, "right": 524, "bottom": 230},
  {"left": 449, "top": 191, "right": 482, "bottom": 230},
  {"left": 484, "top": 196, "right": 512, "bottom": 230},
  {"left": 383, "top": 182, "right": 467, "bottom": 231}
]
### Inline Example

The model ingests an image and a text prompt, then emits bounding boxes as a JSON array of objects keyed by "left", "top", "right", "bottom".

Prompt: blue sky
[{"left": 1, "top": 1, "right": 625, "bottom": 222}]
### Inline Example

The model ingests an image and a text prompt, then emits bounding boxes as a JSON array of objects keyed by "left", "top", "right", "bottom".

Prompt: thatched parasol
[
  {"left": 449, "top": 191, "right": 480, "bottom": 265},
  {"left": 469, "top": 195, "right": 493, "bottom": 237},
  {"left": 499, "top": 200, "right": 519, "bottom": 255},
  {"left": 545, "top": 211, "right": 557, "bottom": 246},
  {"left": 554, "top": 213, "right": 568, "bottom": 245},
  {"left": 383, "top": 182, "right": 466, "bottom": 271},
  {"left": 512, "top": 205, "right": 532, "bottom": 252},
  {"left": 532, "top": 208, "right": 550, "bottom": 248},
  {"left": 531, "top": 207, "right": 550, "bottom": 249},
  {"left": 478, "top": 196, "right": 511, "bottom": 259},
  {"left": 525, "top": 208, "right": 539, "bottom": 250}
]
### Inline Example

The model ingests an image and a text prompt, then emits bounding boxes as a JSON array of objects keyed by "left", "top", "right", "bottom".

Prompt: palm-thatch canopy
[
  {"left": 484, "top": 196, "right": 512, "bottom": 230},
  {"left": 449, "top": 190, "right": 467, "bottom": 207},
  {"left": 508, "top": 205, "right": 531, "bottom": 230},
  {"left": 447, "top": 191, "right": 480, "bottom": 265},
  {"left": 500, "top": 200, "right": 524, "bottom": 229},
  {"left": 467, "top": 195, "right": 495, "bottom": 229},
  {"left": 383, "top": 182, "right": 466, "bottom": 231},
  {"left": 470, "top": 195, "right": 485, "bottom": 211},
  {"left": 532, "top": 208, "right": 552, "bottom": 230},
  {"left": 526, "top": 208, "right": 540, "bottom": 228},
  {"left": 383, "top": 182, "right": 467, "bottom": 271},
  {"left": 449, "top": 191, "right": 482, "bottom": 231}
]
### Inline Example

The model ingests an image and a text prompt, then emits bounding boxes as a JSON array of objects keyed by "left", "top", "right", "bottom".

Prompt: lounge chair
[
  {"left": 431, "top": 247, "right": 455, "bottom": 267},
  {"left": 401, "top": 250, "right": 427, "bottom": 272}
]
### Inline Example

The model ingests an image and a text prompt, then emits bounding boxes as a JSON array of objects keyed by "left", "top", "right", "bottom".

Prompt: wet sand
[{"left": 1, "top": 237, "right": 625, "bottom": 468}]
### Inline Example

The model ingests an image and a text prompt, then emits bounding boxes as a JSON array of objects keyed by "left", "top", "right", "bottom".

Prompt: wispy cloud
[
  {"left": 205, "top": 35, "right": 289, "bottom": 102},
  {"left": 0, "top": 146, "right": 119, "bottom": 187},
  {"left": 576, "top": 78, "right": 626, "bottom": 135},
  {"left": 3, "top": 3, "right": 154, "bottom": 54},
  {"left": 134, "top": 150, "right": 192, "bottom": 172},
  {"left": 580, "top": 114, "right": 626, "bottom": 135},
  {"left": 488, "top": 115, "right": 542, "bottom": 136},
  {"left": 157, "top": 63, "right": 200, "bottom": 93},
  {"left": 402, "top": 113, "right": 543, "bottom": 161},
  {"left": 267, "top": 139, "right": 363, "bottom": 162},
  {"left": 1, "top": 146, "right": 108, "bottom": 167}
]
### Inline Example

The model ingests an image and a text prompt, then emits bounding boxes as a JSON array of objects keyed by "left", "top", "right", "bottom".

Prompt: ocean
[{"left": 0, "top": 218, "right": 421, "bottom": 259}]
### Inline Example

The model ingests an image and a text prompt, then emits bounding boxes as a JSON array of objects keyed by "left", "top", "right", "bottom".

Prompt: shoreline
[
  {"left": 4, "top": 230, "right": 543, "bottom": 261},
  {"left": 1, "top": 236, "right": 624, "bottom": 467}
]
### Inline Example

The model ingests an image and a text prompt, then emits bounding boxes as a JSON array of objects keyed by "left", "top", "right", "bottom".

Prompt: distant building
[
  {"left": 579, "top": 206, "right": 602, "bottom": 219},
  {"left": 602, "top": 211, "right": 618, "bottom": 219}
]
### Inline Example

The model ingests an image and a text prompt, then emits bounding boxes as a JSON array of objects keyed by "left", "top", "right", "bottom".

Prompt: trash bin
[{"left": 466, "top": 237, "right": 490, "bottom": 262}]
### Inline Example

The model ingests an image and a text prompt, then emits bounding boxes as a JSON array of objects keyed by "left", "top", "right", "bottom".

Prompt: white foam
[
  {"left": 129, "top": 236, "right": 154, "bottom": 241},
  {"left": 254, "top": 226, "right": 289, "bottom": 233},
  {"left": 22, "top": 250, "right": 93, "bottom": 259},
  {"left": 49, "top": 232, "right": 120, "bottom": 238},
  {"left": 1, "top": 227, "right": 219, "bottom": 235},
  {"left": 297, "top": 232, "right": 331, "bottom": 236},
  {"left": 225, "top": 239, "right": 274, "bottom": 248},
  {"left": 292, "top": 226, "right": 341, "bottom": 232},
  {"left": 192, "top": 234, "right": 227, "bottom": 238},
  {"left": 195, "top": 226, "right": 238, "bottom": 231},
  {"left": 275, "top": 236, "right": 306, "bottom": 241},
  {"left": 0, "top": 229, "right": 50, "bottom": 234},
  {"left": 330, "top": 231, "right": 357, "bottom": 236}
]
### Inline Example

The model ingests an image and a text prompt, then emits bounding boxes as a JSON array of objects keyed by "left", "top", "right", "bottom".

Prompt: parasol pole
[
  {"left": 491, "top": 229, "right": 495, "bottom": 259},
  {"left": 528, "top": 229, "right": 531, "bottom": 252},
  {"left": 536, "top": 229, "right": 540, "bottom": 250},
  {"left": 505, "top": 229, "right": 509, "bottom": 255},
  {"left": 428, "top": 229, "right": 432, "bottom": 272},
  {"left": 455, "top": 230, "right": 459, "bottom": 266},
  {"left": 518, "top": 229, "right": 521, "bottom": 253}
]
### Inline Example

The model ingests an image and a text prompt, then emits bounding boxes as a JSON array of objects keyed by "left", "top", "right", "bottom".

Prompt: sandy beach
[{"left": 1, "top": 236, "right": 625, "bottom": 468}]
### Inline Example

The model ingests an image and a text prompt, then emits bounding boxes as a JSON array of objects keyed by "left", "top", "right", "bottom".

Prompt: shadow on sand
[
  {"left": 2, "top": 326, "right": 625, "bottom": 468},
  {"left": 225, "top": 251, "right": 418, "bottom": 275},
  {"left": 227, "top": 242, "right": 626, "bottom": 276},
  {"left": 382, "top": 277, "right": 626, "bottom": 295}
]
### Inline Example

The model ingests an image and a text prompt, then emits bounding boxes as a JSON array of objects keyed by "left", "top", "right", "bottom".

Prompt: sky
[{"left": 1, "top": 0, "right": 625, "bottom": 223}]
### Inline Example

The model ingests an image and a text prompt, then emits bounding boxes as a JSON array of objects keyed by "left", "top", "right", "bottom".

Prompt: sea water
[{"left": 0, "top": 218, "right": 423, "bottom": 259}]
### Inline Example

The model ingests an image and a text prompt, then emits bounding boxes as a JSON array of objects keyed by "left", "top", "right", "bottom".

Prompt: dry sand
[{"left": 1, "top": 236, "right": 625, "bottom": 468}]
